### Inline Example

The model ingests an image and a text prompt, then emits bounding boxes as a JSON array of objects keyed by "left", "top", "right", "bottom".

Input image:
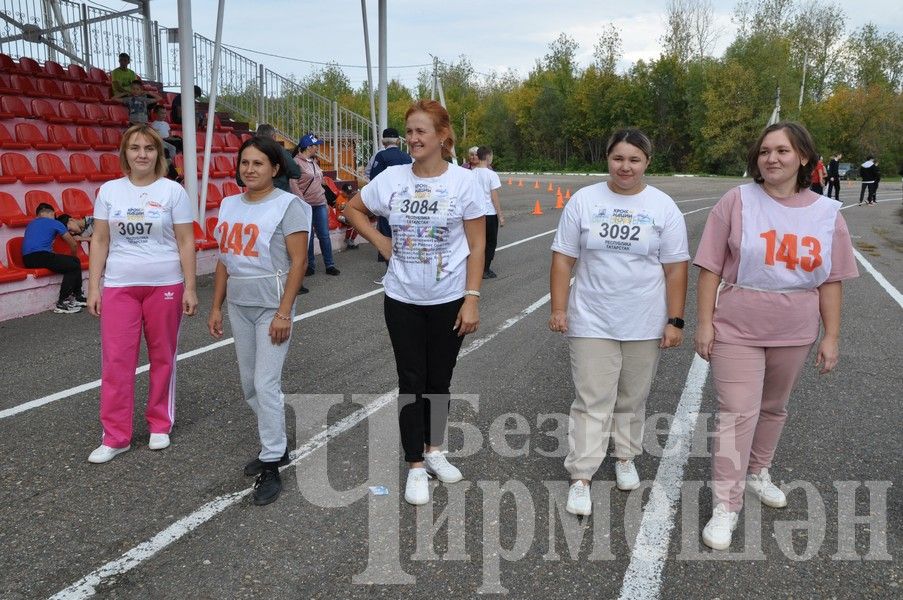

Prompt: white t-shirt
[
  {"left": 361, "top": 163, "right": 485, "bottom": 305},
  {"left": 94, "top": 177, "right": 195, "bottom": 287},
  {"left": 551, "top": 182, "right": 689, "bottom": 340},
  {"left": 151, "top": 119, "right": 171, "bottom": 138},
  {"left": 472, "top": 167, "right": 501, "bottom": 215}
]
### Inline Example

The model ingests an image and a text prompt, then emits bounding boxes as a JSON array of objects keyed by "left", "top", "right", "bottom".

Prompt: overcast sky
[{"left": 141, "top": 0, "right": 903, "bottom": 89}]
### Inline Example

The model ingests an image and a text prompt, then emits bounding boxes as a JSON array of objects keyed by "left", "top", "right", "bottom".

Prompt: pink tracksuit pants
[{"left": 99, "top": 284, "right": 184, "bottom": 448}]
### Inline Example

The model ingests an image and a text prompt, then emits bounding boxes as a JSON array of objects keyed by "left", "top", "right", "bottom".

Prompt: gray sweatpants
[{"left": 228, "top": 302, "right": 292, "bottom": 461}]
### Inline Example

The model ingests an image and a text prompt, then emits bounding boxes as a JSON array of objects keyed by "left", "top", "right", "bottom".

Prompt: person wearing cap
[
  {"left": 110, "top": 52, "right": 138, "bottom": 97},
  {"left": 366, "top": 128, "right": 413, "bottom": 267},
  {"left": 291, "top": 133, "right": 340, "bottom": 277}
]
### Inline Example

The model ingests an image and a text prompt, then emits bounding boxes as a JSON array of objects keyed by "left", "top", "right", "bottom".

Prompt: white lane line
[
  {"left": 676, "top": 195, "right": 721, "bottom": 204},
  {"left": 5, "top": 227, "right": 563, "bottom": 421},
  {"left": 618, "top": 355, "right": 710, "bottom": 600},
  {"left": 49, "top": 290, "right": 556, "bottom": 600},
  {"left": 851, "top": 249, "right": 903, "bottom": 310}
]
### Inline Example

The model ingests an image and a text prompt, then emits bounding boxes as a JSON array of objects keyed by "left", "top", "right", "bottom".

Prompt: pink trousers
[
  {"left": 99, "top": 284, "right": 184, "bottom": 448},
  {"left": 710, "top": 341, "right": 812, "bottom": 511}
]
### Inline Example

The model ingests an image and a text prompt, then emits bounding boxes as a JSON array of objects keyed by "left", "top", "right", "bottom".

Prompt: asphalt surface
[{"left": 0, "top": 175, "right": 900, "bottom": 599}]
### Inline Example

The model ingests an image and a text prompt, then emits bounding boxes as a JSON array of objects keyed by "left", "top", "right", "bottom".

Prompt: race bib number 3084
[{"left": 586, "top": 206, "right": 653, "bottom": 255}]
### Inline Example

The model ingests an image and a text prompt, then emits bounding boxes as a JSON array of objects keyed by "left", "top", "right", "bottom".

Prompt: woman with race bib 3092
[
  {"left": 694, "top": 122, "right": 858, "bottom": 550},
  {"left": 344, "top": 100, "right": 486, "bottom": 507},
  {"left": 86, "top": 124, "right": 197, "bottom": 464},
  {"left": 549, "top": 128, "right": 689, "bottom": 517},
  {"left": 208, "top": 135, "right": 311, "bottom": 506}
]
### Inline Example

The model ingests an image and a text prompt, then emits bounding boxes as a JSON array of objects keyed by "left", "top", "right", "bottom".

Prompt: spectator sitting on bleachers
[
  {"left": 57, "top": 213, "right": 94, "bottom": 242},
  {"left": 110, "top": 52, "right": 138, "bottom": 97},
  {"left": 171, "top": 85, "right": 206, "bottom": 129},
  {"left": 115, "top": 80, "right": 162, "bottom": 125},
  {"left": 150, "top": 106, "right": 182, "bottom": 158},
  {"left": 22, "top": 203, "right": 86, "bottom": 314}
]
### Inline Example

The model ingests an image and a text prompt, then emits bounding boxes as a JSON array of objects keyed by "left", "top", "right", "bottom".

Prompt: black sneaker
[
  {"left": 299, "top": 286, "right": 309, "bottom": 295},
  {"left": 325, "top": 266, "right": 341, "bottom": 276},
  {"left": 53, "top": 301, "right": 81, "bottom": 314},
  {"left": 244, "top": 447, "right": 290, "bottom": 477},
  {"left": 484, "top": 269, "right": 497, "bottom": 279},
  {"left": 252, "top": 467, "right": 282, "bottom": 506},
  {"left": 306, "top": 266, "right": 315, "bottom": 276},
  {"left": 71, "top": 294, "right": 88, "bottom": 306}
]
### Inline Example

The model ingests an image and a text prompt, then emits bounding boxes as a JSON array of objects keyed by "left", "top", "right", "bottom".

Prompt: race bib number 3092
[{"left": 586, "top": 206, "right": 653, "bottom": 255}]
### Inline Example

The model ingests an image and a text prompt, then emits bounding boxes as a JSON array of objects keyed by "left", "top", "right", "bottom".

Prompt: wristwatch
[{"left": 667, "top": 317, "right": 685, "bottom": 329}]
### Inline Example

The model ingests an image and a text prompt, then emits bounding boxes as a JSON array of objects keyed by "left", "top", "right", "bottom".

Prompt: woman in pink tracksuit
[
  {"left": 86, "top": 124, "right": 197, "bottom": 464},
  {"left": 694, "top": 122, "right": 858, "bottom": 549}
]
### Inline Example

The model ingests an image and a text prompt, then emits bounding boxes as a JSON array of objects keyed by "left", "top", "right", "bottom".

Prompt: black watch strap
[{"left": 667, "top": 317, "right": 685, "bottom": 329}]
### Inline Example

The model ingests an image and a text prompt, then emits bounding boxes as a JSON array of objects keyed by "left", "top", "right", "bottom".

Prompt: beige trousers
[{"left": 564, "top": 337, "right": 662, "bottom": 480}]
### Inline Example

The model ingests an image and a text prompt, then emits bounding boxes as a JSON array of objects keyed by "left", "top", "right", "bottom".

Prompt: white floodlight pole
[
  {"left": 200, "top": 0, "right": 226, "bottom": 215},
  {"left": 177, "top": 0, "right": 198, "bottom": 220},
  {"left": 361, "top": 0, "right": 379, "bottom": 154},
  {"left": 377, "top": 0, "right": 387, "bottom": 133}
]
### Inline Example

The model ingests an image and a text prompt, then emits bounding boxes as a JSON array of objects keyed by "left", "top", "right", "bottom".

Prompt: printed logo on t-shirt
[
  {"left": 111, "top": 192, "right": 164, "bottom": 245},
  {"left": 585, "top": 206, "right": 655, "bottom": 255}
]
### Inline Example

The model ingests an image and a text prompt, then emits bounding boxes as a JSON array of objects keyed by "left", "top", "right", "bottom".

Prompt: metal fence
[{"left": 0, "top": 0, "right": 377, "bottom": 181}]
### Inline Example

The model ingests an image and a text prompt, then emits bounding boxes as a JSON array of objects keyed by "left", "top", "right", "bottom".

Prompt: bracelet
[
  {"left": 274, "top": 312, "right": 292, "bottom": 321},
  {"left": 463, "top": 289, "right": 481, "bottom": 298}
]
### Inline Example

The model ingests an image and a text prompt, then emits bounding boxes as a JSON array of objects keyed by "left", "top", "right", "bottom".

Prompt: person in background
[
  {"left": 22, "top": 203, "right": 86, "bottom": 314},
  {"left": 463, "top": 146, "right": 479, "bottom": 170},
  {"left": 859, "top": 156, "right": 878, "bottom": 205},
  {"left": 694, "top": 121, "right": 858, "bottom": 550},
  {"left": 291, "top": 133, "right": 340, "bottom": 277},
  {"left": 826, "top": 152, "right": 842, "bottom": 201},
  {"left": 366, "top": 127, "right": 413, "bottom": 269},
  {"left": 335, "top": 183, "right": 360, "bottom": 250},
  {"left": 344, "top": 99, "right": 485, "bottom": 506},
  {"left": 809, "top": 155, "right": 827, "bottom": 195},
  {"left": 115, "top": 80, "right": 162, "bottom": 126},
  {"left": 149, "top": 106, "right": 182, "bottom": 158},
  {"left": 110, "top": 52, "right": 138, "bottom": 97},
  {"left": 171, "top": 85, "right": 206, "bottom": 129},
  {"left": 549, "top": 128, "right": 689, "bottom": 518},
  {"left": 86, "top": 124, "right": 197, "bottom": 464},
  {"left": 208, "top": 135, "right": 310, "bottom": 506},
  {"left": 57, "top": 213, "right": 94, "bottom": 244},
  {"left": 472, "top": 146, "right": 504, "bottom": 279}
]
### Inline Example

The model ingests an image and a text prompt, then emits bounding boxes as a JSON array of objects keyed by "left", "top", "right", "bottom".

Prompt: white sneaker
[
  {"left": 374, "top": 275, "right": 385, "bottom": 286},
  {"left": 88, "top": 444, "right": 130, "bottom": 464},
  {"left": 746, "top": 468, "right": 787, "bottom": 508},
  {"left": 702, "top": 503, "right": 740, "bottom": 550},
  {"left": 423, "top": 450, "right": 463, "bottom": 483},
  {"left": 615, "top": 460, "right": 640, "bottom": 491},
  {"left": 148, "top": 433, "right": 171, "bottom": 450},
  {"left": 404, "top": 468, "right": 430, "bottom": 505},
  {"left": 566, "top": 480, "right": 592, "bottom": 516}
]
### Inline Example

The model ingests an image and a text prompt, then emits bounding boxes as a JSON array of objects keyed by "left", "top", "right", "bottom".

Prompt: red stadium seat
[
  {"left": 0, "top": 74, "right": 14, "bottom": 94},
  {"left": 52, "top": 236, "right": 89, "bottom": 269},
  {"left": 107, "top": 104, "right": 130, "bottom": 126},
  {"left": 0, "top": 192, "right": 32, "bottom": 226},
  {"left": 214, "top": 155, "right": 235, "bottom": 177},
  {"left": 35, "top": 78, "right": 67, "bottom": 99},
  {"left": 1, "top": 96, "right": 32, "bottom": 119},
  {"left": 0, "top": 54, "right": 19, "bottom": 73},
  {"left": 173, "top": 153, "right": 200, "bottom": 174},
  {"left": 240, "top": 133, "right": 252, "bottom": 144},
  {"left": 47, "top": 124, "right": 90, "bottom": 150},
  {"left": 87, "top": 67, "right": 109, "bottom": 84},
  {"left": 43, "top": 60, "right": 71, "bottom": 80},
  {"left": 31, "top": 98, "right": 69, "bottom": 124},
  {"left": 17, "top": 57, "right": 45, "bottom": 78},
  {"left": 101, "top": 128, "right": 121, "bottom": 148},
  {"left": 84, "top": 103, "right": 118, "bottom": 126},
  {"left": 10, "top": 74, "right": 38, "bottom": 97},
  {"left": 15, "top": 123, "right": 62, "bottom": 150},
  {"left": 205, "top": 183, "right": 223, "bottom": 208},
  {"left": 221, "top": 181, "right": 241, "bottom": 198},
  {"left": 0, "top": 261, "right": 28, "bottom": 283},
  {"left": 62, "top": 188, "right": 94, "bottom": 217},
  {"left": 62, "top": 81, "right": 95, "bottom": 103},
  {"left": 7, "top": 237, "right": 53, "bottom": 277},
  {"left": 36, "top": 153, "right": 85, "bottom": 183},
  {"left": 59, "top": 101, "right": 95, "bottom": 125},
  {"left": 70, "top": 153, "right": 115, "bottom": 182},
  {"left": 99, "top": 153, "right": 122, "bottom": 177},
  {"left": 25, "top": 190, "right": 62, "bottom": 215},
  {"left": 67, "top": 64, "right": 88, "bottom": 81},
  {"left": 193, "top": 221, "right": 218, "bottom": 250},
  {"left": 76, "top": 126, "right": 116, "bottom": 150},
  {"left": 86, "top": 84, "right": 120, "bottom": 105},
  {"left": 0, "top": 123, "right": 29, "bottom": 149},
  {"left": 205, "top": 216, "right": 219, "bottom": 239},
  {"left": 1, "top": 153, "right": 53, "bottom": 183}
]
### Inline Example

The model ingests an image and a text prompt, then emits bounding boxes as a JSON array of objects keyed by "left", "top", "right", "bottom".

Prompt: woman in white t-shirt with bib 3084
[
  {"left": 87, "top": 124, "right": 198, "bottom": 464},
  {"left": 345, "top": 100, "right": 486, "bottom": 506},
  {"left": 549, "top": 128, "right": 689, "bottom": 516}
]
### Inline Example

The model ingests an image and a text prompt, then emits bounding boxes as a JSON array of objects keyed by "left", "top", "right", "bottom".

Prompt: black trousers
[
  {"left": 826, "top": 177, "right": 840, "bottom": 201},
  {"left": 484, "top": 214, "right": 499, "bottom": 272},
  {"left": 23, "top": 251, "right": 82, "bottom": 302},
  {"left": 859, "top": 181, "right": 878, "bottom": 203},
  {"left": 810, "top": 183, "right": 824, "bottom": 195},
  {"left": 384, "top": 295, "right": 465, "bottom": 462}
]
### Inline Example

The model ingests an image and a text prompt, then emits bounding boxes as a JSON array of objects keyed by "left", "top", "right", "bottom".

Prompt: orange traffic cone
[
  {"left": 531, "top": 200, "right": 544, "bottom": 215},
  {"left": 547, "top": 182, "right": 553, "bottom": 192},
  {"left": 556, "top": 186, "right": 562, "bottom": 196},
  {"left": 565, "top": 188, "right": 571, "bottom": 200},
  {"left": 533, "top": 180, "right": 540, "bottom": 189},
  {"left": 507, "top": 177, "right": 513, "bottom": 185},
  {"left": 555, "top": 191, "right": 564, "bottom": 209},
  {"left": 518, "top": 179, "right": 524, "bottom": 187}
]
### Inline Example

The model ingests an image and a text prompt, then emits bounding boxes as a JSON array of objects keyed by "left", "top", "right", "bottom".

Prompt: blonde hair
[{"left": 118, "top": 124, "right": 168, "bottom": 178}]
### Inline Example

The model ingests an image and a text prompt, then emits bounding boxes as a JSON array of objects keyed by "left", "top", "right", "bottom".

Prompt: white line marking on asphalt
[
  {"left": 49, "top": 290, "right": 556, "bottom": 599},
  {"left": 617, "top": 355, "right": 709, "bottom": 600},
  {"left": 850, "top": 249, "right": 903, "bottom": 310}
]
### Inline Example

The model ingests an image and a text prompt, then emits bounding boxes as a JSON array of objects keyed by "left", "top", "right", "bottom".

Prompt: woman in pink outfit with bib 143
[
  {"left": 694, "top": 122, "right": 858, "bottom": 550},
  {"left": 86, "top": 124, "right": 198, "bottom": 464}
]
